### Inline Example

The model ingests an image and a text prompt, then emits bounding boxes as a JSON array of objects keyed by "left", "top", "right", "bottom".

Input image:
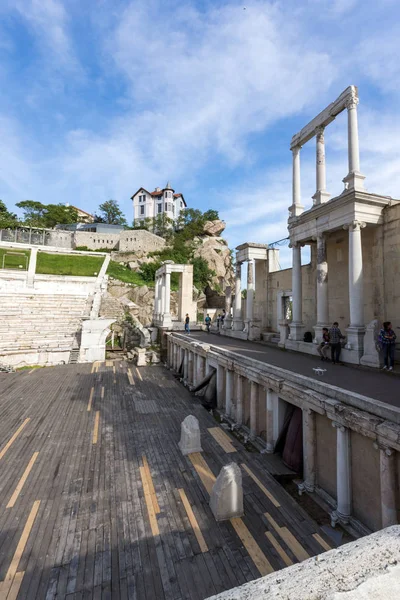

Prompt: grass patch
[
  {"left": 16, "top": 365, "right": 44, "bottom": 371},
  {"left": 0, "top": 248, "right": 30, "bottom": 270},
  {"left": 36, "top": 252, "right": 104, "bottom": 276},
  {"left": 107, "top": 260, "right": 151, "bottom": 286}
]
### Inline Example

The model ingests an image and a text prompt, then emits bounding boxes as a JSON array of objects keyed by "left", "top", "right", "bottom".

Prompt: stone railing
[{"left": 167, "top": 333, "right": 400, "bottom": 535}]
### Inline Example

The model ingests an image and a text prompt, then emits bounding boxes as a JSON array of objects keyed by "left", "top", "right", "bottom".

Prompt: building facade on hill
[{"left": 131, "top": 182, "right": 186, "bottom": 226}]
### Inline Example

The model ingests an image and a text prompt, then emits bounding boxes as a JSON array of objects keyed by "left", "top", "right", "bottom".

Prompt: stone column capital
[
  {"left": 346, "top": 92, "right": 359, "bottom": 110},
  {"left": 343, "top": 220, "right": 366, "bottom": 231},
  {"left": 373, "top": 442, "right": 394, "bottom": 456},
  {"left": 315, "top": 125, "right": 325, "bottom": 139},
  {"left": 292, "top": 145, "right": 302, "bottom": 155},
  {"left": 331, "top": 421, "right": 346, "bottom": 432}
]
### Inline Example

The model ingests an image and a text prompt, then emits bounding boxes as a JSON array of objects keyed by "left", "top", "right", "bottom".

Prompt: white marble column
[
  {"left": 316, "top": 235, "right": 328, "bottom": 325},
  {"left": 183, "top": 349, "right": 188, "bottom": 381},
  {"left": 266, "top": 388, "right": 275, "bottom": 453},
  {"left": 197, "top": 353, "right": 204, "bottom": 384},
  {"left": 291, "top": 146, "right": 304, "bottom": 217},
  {"left": 347, "top": 221, "right": 365, "bottom": 327},
  {"left": 225, "top": 370, "right": 233, "bottom": 418},
  {"left": 27, "top": 247, "right": 38, "bottom": 288},
  {"left": 379, "top": 446, "right": 398, "bottom": 528},
  {"left": 216, "top": 364, "right": 225, "bottom": 410},
  {"left": 249, "top": 381, "right": 257, "bottom": 440},
  {"left": 312, "top": 127, "right": 330, "bottom": 206},
  {"left": 343, "top": 91, "right": 365, "bottom": 191},
  {"left": 331, "top": 423, "right": 351, "bottom": 526},
  {"left": 164, "top": 272, "right": 171, "bottom": 315},
  {"left": 302, "top": 409, "right": 316, "bottom": 493},
  {"left": 345, "top": 221, "right": 366, "bottom": 356},
  {"left": 232, "top": 261, "right": 243, "bottom": 331},
  {"left": 289, "top": 243, "right": 304, "bottom": 341},
  {"left": 188, "top": 351, "right": 194, "bottom": 386},
  {"left": 159, "top": 275, "right": 165, "bottom": 317},
  {"left": 244, "top": 260, "right": 254, "bottom": 335},
  {"left": 236, "top": 374, "right": 243, "bottom": 425}
]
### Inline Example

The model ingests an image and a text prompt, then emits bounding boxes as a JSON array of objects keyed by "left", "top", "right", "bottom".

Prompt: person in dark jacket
[
  {"left": 184, "top": 314, "right": 190, "bottom": 334},
  {"left": 329, "top": 322, "right": 345, "bottom": 364},
  {"left": 379, "top": 321, "right": 396, "bottom": 371}
]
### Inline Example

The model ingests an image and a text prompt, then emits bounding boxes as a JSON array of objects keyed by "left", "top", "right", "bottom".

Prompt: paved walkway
[
  {"left": 188, "top": 332, "right": 399, "bottom": 407},
  {"left": 0, "top": 361, "right": 336, "bottom": 599}
]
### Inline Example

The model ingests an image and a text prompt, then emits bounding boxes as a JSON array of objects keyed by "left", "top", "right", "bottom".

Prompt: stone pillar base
[
  {"left": 360, "top": 319, "right": 382, "bottom": 368},
  {"left": 312, "top": 190, "right": 331, "bottom": 206},
  {"left": 289, "top": 322, "right": 304, "bottom": 341},
  {"left": 224, "top": 315, "right": 233, "bottom": 330},
  {"left": 248, "top": 320, "right": 261, "bottom": 341},
  {"left": 232, "top": 318, "right": 244, "bottom": 332},
  {"left": 343, "top": 171, "right": 365, "bottom": 192},
  {"left": 345, "top": 325, "right": 365, "bottom": 357},
  {"left": 331, "top": 509, "right": 350, "bottom": 528}
]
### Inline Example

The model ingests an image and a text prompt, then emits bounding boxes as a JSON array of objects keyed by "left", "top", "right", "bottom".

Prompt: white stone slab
[
  {"left": 209, "top": 463, "right": 244, "bottom": 522},
  {"left": 178, "top": 415, "right": 202, "bottom": 456}
]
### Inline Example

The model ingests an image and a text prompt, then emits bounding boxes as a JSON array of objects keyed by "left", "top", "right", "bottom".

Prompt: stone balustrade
[{"left": 167, "top": 333, "right": 400, "bottom": 534}]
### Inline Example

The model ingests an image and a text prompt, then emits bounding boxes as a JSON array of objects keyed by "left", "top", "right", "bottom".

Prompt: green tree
[
  {"left": 95, "top": 199, "right": 128, "bottom": 226},
  {"left": 16, "top": 201, "right": 78, "bottom": 228},
  {"left": 0, "top": 200, "right": 19, "bottom": 228},
  {"left": 153, "top": 213, "right": 174, "bottom": 240}
]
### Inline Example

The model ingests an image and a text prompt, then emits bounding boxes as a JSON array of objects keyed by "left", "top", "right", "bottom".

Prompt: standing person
[
  {"left": 317, "top": 328, "right": 330, "bottom": 361},
  {"left": 379, "top": 321, "right": 397, "bottom": 371},
  {"left": 329, "top": 321, "right": 345, "bottom": 365},
  {"left": 205, "top": 314, "right": 211, "bottom": 333},
  {"left": 216, "top": 314, "right": 221, "bottom": 330},
  {"left": 184, "top": 314, "right": 190, "bottom": 335}
]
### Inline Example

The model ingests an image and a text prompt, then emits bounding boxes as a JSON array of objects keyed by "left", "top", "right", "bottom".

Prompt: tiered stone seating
[{"left": 0, "top": 293, "right": 90, "bottom": 365}]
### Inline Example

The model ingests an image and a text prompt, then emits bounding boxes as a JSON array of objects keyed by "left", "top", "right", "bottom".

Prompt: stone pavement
[
  {"left": 189, "top": 332, "right": 399, "bottom": 407},
  {"left": 0, "top": 361, "right": 337, "bottom": 599}
]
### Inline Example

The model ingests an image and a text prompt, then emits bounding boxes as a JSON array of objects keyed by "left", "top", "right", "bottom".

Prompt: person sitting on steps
[{"left": 317, "top": 328, "right": 330, "bottom": 361}]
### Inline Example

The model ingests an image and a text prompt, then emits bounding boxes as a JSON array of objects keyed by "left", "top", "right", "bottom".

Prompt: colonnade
[
  {"left": 231, "top": 259, "right": 255, "bottom": 333},
  {"left": 167, "top": 335, "right": 399, "bottom": 532},
  {"left": 289, "top": 220, "right": 366, "bottom": 351}
]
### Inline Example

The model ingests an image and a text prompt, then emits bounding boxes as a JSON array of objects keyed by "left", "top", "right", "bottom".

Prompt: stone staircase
[{"left": 0, "top": 293, "right": 90, "bottom": 367}]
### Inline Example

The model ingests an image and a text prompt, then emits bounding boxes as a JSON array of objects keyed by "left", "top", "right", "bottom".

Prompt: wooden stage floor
[{"left": 0, "top": 361, "right": 336, "bottom": 599}]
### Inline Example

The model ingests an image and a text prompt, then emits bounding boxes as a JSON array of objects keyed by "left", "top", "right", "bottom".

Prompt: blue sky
[{"left": 1, "top": 0, "right": 400, "bottom": 267}]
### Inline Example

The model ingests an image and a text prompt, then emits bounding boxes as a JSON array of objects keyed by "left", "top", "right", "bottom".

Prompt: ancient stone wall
[
  {"left": 351, "top": 430, "right": 381, "bottom": 531},
  {"left": 316, "top": 413, "right": 337, "bottom": 499},
  {"left": 119, "top": 230, "right": 166, "bottom": 253},
  {"left": 74, "top": 231, "right": 120, "bottom": 250}
]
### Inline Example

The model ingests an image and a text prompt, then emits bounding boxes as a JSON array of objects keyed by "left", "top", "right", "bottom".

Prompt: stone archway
[{"left": 79, "top": 318, "right": 115, "bottom": 363}]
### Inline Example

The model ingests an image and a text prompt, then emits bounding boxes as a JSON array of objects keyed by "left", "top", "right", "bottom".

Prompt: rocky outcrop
[
  {"left": 202, "top": 220, "right": 226, "bottom": 237},
  {"left": 106, "top": 280, "right": 179, "bottom": 326},
  {"left": 193, "top": 236, "right": 234, "bottom": 291}
]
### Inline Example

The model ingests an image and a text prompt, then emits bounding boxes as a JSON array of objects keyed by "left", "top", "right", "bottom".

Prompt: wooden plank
[
  {"left": 265, "top": 532, "right": 293, "bottom": 567},
  {"left": 188, "top": 452, "right": 216, "bottom": 494},
  {"left": 139, "top": 466, "right": 159, "bottom": 537},
  {"left": 106, "top": 360, "right": 112, "bottom": 367},
  {"left": 101, "top": 386, "right": 104, "bottom": 399},
  {"left": 0, "top": 418, "right": 30, "bottom": 461},
  {"left": 178, "top": 489, "right": 208, "bottom": 553},
  {"left": 127, "top": 370, "right": 134, "bottom": 386},
  {"left": 92, "top": 411, "right": 100, "bottom": 445},
  {"left": 241, "top": 464, "right": 280, "bottom": 508},
  {"left": 265, "top": 512, "right": 310, "bottom": 562},
  {"left": 87, "top": 387, "right": 94, "bottom": 412},
  {"left": 313, "top": 533, "right": 332, "bottom": 552},
  {"left": 141, "top": 456, "right": 160, "bottom": 515},
  {"left": 3, "top": 571, "right": 24, "bottom": 600},
  {"left": 230, "top": 518, "right": 274, "bottom": 577},
  {"left": 0, "top": 500, "right": 41, "bottom": 599},
  {"left": 7, "top": 452, "right": 39, "bottom": 508},
  {"left": 208, "top": 427, "right": 236, "bottom": 453},
  {"left": 135, "top": 368, "right": 143, "bottom": 381}
]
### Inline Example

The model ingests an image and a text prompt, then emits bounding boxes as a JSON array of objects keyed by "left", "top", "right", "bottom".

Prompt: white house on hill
[{"left": 131, "top": 182, "right": 186, "bottom": 226}]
